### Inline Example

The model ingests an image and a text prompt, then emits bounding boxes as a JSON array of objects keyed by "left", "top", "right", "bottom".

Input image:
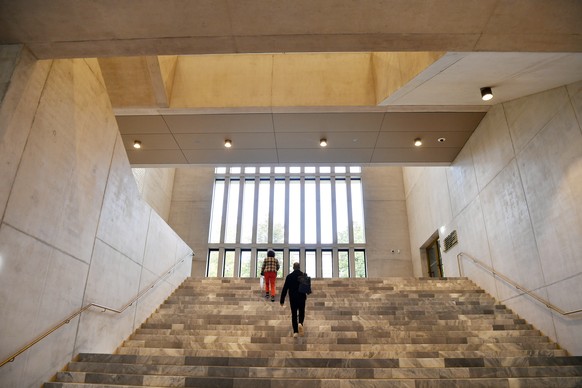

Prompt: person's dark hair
[
  {"left": 293, "top": 262, "right": 300, "bottom": 270},
  {"left": 267, "top": 249, "right": 275, "bottom": 257}
]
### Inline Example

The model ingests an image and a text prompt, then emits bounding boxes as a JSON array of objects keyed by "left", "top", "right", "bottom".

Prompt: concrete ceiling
[{"left": 1, "top": 1, "right": 582, "bottom": 166}]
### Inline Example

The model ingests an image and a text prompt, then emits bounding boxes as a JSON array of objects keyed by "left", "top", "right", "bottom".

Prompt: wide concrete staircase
[{"left": 45, "top": 277, "right": 582, "bottom": 387}]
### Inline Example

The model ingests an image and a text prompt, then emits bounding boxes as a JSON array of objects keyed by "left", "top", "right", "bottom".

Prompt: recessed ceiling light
[
  {"left": 224, "top": 139, "right": 232, "bottom": 148},
  {"left": 437, "top": 137, "right": 446, "bottom": 143},
  {"left": 414, "top": 138, "right": 422, "bottom": 147},
  {"left": 480, "top": 87, "right": 493, "bottom": 101},
  {"left": 320, "top": 138, "right": 327, "bottom": 147},
  {"left": 133, "top": 140, "right": 141, "bottom": 149}
]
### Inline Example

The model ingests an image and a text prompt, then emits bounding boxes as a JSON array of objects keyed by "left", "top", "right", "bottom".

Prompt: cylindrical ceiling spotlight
[
  {"left": 414, "top": 138, "right": 422, "bottom": 147},
  {"left": 320, "top": 138, "right": 328, "bottom": 147},
  {"left": 133, "top": 140, "right": 142, "bottom": 149},
  {"left": 224, "top": 139, "right": 232, "bottom": 148},
  {"left": 480, "top": 87, "right": 493, "bottom": 101}
]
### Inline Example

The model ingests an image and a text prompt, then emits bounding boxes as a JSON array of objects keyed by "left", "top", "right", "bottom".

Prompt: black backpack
[{"left": 298, "top": 273, "right": 312, "bottom": 295}]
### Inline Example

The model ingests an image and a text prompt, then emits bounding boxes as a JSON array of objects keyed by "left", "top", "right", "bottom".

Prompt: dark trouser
[{"left": 289, "top": 296, "right": 306, "bottom": 333}]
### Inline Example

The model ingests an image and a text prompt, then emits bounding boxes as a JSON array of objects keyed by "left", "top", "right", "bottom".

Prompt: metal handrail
[
  {"left": 457, "top": 252, "right": 582, "bottom": 316},
  {"left": 0, "top": 255, "right": 191, "bottom": 368}
]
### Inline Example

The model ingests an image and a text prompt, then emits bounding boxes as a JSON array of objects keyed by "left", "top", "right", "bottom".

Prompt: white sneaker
[
  {"left": 298, "top": 323, "right": 304, "bottom": 337},
  {"left": 293, "top": 333, "right": 298, "bottom": 338}
]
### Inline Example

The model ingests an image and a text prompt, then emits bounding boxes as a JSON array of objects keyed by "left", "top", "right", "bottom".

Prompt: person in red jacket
[{"left": 261, "top": 249, "right": 280, "bottom": 302}]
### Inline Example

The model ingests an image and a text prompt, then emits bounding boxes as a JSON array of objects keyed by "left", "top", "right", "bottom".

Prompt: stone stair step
[
  {"left": 116, "top": 347, "right": 570, "bottom": 358},
  {"left": 77, "top": 353, "right": 582, "bottom": 368},
  {"left": 65, "top": 361, "right": 582, "bottom": 379},
  {"left": 45, "top": 373, "right": 582, "bottom": 388},
  {"left": 45, "top": 277, "right": 578, "bottom": 387}
]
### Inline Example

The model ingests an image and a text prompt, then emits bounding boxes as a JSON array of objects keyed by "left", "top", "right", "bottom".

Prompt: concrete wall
[
  {"left": 404, "top": 82, "right": 582, "bottom": 355},
  {"left": 169, "top": 167, "right": 215, "bottom": 277},
  {"left": 0, "top": 46, "right": 192, "bottom": 386},
  {"left": 363, "top": 166, "right": 413, "bottom": 276},
  {"left": 168, "top": 165, "right": 413, "bottom": 278},
  {"left": 132, "top": 167, "right": 176, "bottom": 222}
]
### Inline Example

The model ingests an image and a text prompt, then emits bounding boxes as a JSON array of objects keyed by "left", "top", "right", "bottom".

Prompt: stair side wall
[
  {"left": 404, "top": 81, "right": 582, "bottom": 355},
  {"left": 0, "top": 46, "right": 192, "bottom": 387}
]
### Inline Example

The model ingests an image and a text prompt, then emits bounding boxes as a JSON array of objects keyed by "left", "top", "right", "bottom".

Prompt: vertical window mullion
[
  {"left": 236, "top": 179, "right": 245, "bottom": 244},
  {"left": 269, "top": 177, "right": 275, "bottom": 244},
  {"left": 220, "top": 179, "right": 230, "bottom": 244},
  {"left": 251, "top": 177, "right": 260, "bottom": 276},
  {"left": 346, "top": 176, "right": 354, "bottom": 245},
  {"left": 285, "top": 177, "right": 290, "bottom": 244},
  {"left": 316, "top": 176, "right": 321, "bottom": 244},
  {"left": 300, "top": 175, "right": 305, "bottom": 245},
  {"left": 331, "top": 177, "right": 338, "bottom": 245}
]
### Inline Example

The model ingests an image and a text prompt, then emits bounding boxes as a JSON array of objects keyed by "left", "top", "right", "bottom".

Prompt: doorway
[{"left": 425, "top": 238, "right": 444, "bottom": 278}]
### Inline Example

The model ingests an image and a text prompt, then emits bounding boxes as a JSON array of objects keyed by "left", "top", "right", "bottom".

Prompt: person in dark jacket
[{"left": 280, "top": 262, "right": 307, "bottom": 338}]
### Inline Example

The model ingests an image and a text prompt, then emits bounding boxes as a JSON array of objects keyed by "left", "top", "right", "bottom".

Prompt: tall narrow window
[
  {"left": 351, "top": 179, "right": 366, "bottom": 243},
  {"left": 272, "top": 179, "right": 286, "bottom": 244},
  {"left": 355, "top": 249, "right": 367, "bottom": 278},
  {"left": 207, "top": 250, "right": 219, "bottom": 277},
  {"left": 338, "top": 250, "right": 350, "bottom": 278},
  {"left": 256, "top": 180, "right": 270, "bottom": 244},
  {"left": 224, "top": 180, "right": 240, "bottom": 243},
  {"left": 304, "top": 179, "right": 316, "bottom": 244},
  {"left": 208, "top": 166, "right": 367, "bottom": 279},
  {"left": 274, "top": 250, "right": 284, "bottom": 278},
  {"left": 209, "top": 180, "right": 225, "bottom": 243},
  {"left": 320, "top": 178, "right": 332, "bottom": 244},
  {"left": 306, "top": 250, "right": 316, "bottom": 278},
  {"left": 289, "top": 250, "right": 300, "bottom": 273},
  {"left": 322, "top": 250, "right": 333, "bottom": 278},
  {"left": 336, "top": 179, "right": 349, "bottom": 244},
  {"left": 240, "top": 179, "right": 255, "bottom": 244},
  {"left": 289, "top": 179, "right": 301, "bottom": 244},
  {"left": 223, "top": 249, "right": 235, "bottom": 277},
  {"left": 256, "top": 249, "right": 267, "bottom": 277},
  {"left": 240, "top": 250, "right": 251, "bottom": 277}
]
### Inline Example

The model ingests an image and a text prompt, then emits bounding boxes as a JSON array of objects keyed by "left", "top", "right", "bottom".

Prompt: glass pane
[
  {"left": 349, "top": 166, "right": 361, "bottom": 173},
  {"left": 336, "top": 179, "right": 349, "bottom": 243},
  {"left": 274, "top": 166, "right": 286, "bottom": 174},
  {"left": 256, "top": 180, "right": 270, "bottom": 244},
  {"left": 215, "top": 167, "right": 226, "bottom": 174},
  {"left": 209, "top": 180, "right": 225, "bottom": 243},
  {"left": 256, "top": 249, "right": 267, "bottom": 277},
  {"left": 338, "top": 250, "right": 350, "bottom": 278},
  {"left": 240, "top": 250, "right": 251, "bottom": 277},
  {"left": 304, "top": 166, "right": 316, "bottom": 174},
  {"left": 289, "top": 250, "right": 300, "bottom": 273},
  {"left": 224, "top": 180, "right": 240, "bottom": 243},
  {"left": 272, "top": 180, "right": 285, "bottom": 244},
  {"left": 322, "top": 250, "right": 333, "bottom": 278},
  {"left": 260, "top": 167, "right": 271, "bottom": 174},
  {"left": 289, "top": 179, "right": 301, "bottom": 244},
  {"left": 289, "top": 166, "right": 301, "bottom": 174},
  {"left": 240, "top": 179, "right": 255, "bottom": 244},
  {"left": 207, "top": 250, "right": 219, "bottom": 277},
  {"left": 306, "top": 250, "right": 316, "bottom": 278},
  {"left": 320, "top": 179, "right": 332, "bottom": 244},
  {"left": 355, "top": 250, "right": 367, "bottom": 278},
  {"left": 304, "top": 179, "right": 316, "bottom": 244},
  {"left": 319, "top": 166, "right": 331, "bottom": 174},
  {"left": 335, "top": 166, "right": 346, "bottom": 173},
  {"left": 351, "top": 179, "right": 366, "bottom": 243},
  {"left": 223, "top": 250, "right": 235, "bottom": 277},
  {"left": 275, "top": 250, "right": 284, "bottom": 278},
  {"left": 244, "top": 167, "right": 256, "bottom": 174},
  {"left": 230, "top": 167, "right": 241, "bottom": 174}
]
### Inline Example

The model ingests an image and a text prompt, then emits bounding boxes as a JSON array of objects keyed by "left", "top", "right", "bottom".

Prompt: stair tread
[{"left": 45, "top": 277, "right": 578, "bottom": 386}]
